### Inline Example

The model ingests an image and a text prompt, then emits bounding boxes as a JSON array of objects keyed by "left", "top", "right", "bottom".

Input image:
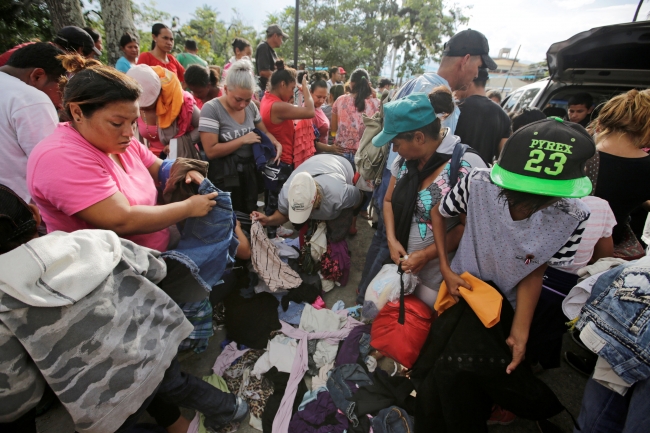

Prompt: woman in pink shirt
[
  {"left": 27, "top": 55, "right": 216, "bottom": 252},
  {"left": 310, "top": 77, "right": 344, "bottom": 155}
]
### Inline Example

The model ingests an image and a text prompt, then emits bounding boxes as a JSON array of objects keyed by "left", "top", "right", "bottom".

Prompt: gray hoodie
[{"left": 0, "top": 230, "right": 192, "bottom": 432}]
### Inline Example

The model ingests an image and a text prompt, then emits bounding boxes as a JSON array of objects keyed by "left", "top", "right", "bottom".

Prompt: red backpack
[{"left": 370, "top": 295, "right": 435, "bottom": 368}]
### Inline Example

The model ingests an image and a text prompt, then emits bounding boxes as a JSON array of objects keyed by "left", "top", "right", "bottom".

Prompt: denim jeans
[
  {"left": 574, "top": 377, "right": 650, "bottom": 433},
  {"left": 164, "top": 179, "right": 239, "bottom": 288},
  {"left": 156, "top": 358, "right": 236, "bottom": 430},
  {"left": 327, "top": 364, "right": 373, "bottom": 427},
  {"left": 577, "top": 258, "right": 650, "bottom": 384},
  {"left": 372, "top": 406, "right": 414, "bottom": 433},
  {"left": 357, "top": 209, "right": 390, "bottom": 304}
]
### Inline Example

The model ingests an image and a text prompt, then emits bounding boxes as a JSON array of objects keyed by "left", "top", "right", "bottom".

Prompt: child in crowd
[
  {"left": 566, "top": 92, "right": 594, "bottom": 127},
  {"left": 432, "top": 117, "right": 595, "bottom": 374}
]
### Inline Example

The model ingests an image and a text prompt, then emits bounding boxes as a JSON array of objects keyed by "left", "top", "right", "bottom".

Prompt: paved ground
[{"left": 36, "top": 219, "right": 589, "bottom": 432}]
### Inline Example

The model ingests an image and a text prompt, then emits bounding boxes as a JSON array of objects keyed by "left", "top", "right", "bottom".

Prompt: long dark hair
[
  {"left": 0, "top": 184, "right": 38, "bottom": 254},
  {"left": 151, "top": 23, "right": 169, "bottom": 51},
  {"left": 349, "top": 68, "right": 372, "bottom": 112}
]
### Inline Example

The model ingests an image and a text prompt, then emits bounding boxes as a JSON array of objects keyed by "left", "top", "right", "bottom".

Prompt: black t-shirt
[
  {"left": 594, "top": 151, "right": 650, "bottom": 243},
  {"left": 455, "top": 95, "right": 511, "bottom": 162},
  {"left": 255, "top": 41, "right": 277, "bottom": 91}
]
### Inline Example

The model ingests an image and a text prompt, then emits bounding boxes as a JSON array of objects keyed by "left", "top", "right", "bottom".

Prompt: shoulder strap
[{"left": 449, "top": 144, "right": 486, "bottom": 188}]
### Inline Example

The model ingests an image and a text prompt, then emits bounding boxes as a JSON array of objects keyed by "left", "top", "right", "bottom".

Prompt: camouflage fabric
[{"left": 0, "top": 231, "right": 192, "bottom": 432}]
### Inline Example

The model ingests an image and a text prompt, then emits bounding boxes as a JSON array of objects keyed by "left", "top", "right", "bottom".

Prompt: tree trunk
[
  {"left": 100, "top": 0, "right": 138, "bottom": 66},
  {"left": 44, "top": 0, "right": 85, "bottom": 31}
]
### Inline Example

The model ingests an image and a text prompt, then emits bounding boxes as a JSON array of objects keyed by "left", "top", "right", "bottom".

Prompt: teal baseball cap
[{"left": 372, "top": 93, "right": 435, "bottom": 147}]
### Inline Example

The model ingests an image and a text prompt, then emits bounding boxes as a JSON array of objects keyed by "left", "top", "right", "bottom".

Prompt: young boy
[
  {"left": 432, "top": 117, "right": 595, "bottom": 374},
  {"left": 566, "top": 93, "right": 594, "bottom": 127}
]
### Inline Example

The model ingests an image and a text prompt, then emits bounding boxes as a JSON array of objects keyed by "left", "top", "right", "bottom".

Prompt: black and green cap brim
[
  {"left": 372, "top": 130, "right": 398, "bottom": 147},
  {"left": 491, "top": 163, "right": 592, "bottom": 198}
]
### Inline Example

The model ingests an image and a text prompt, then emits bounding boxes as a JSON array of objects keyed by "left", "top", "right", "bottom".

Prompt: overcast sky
[{"left": 146, "top": 0, "right": 647, "bottom": 63}]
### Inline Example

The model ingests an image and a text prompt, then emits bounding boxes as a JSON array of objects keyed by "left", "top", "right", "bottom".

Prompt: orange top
[{"left": 435, "top": 272, "right": 502, "bottom": 328}]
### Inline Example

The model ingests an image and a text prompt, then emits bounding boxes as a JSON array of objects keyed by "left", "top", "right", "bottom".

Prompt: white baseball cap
[
  {"left": 288, "top": 172, "right": 317, "bottom": 224},
  {"left": 127, "top": 64, "right": 161, "bottom": 108}
]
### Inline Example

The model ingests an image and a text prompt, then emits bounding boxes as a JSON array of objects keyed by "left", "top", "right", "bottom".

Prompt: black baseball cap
[
  {"left": 53, "top": 26, "right": 101, "bottom": 57},
  {"left": 443, "top": 29, "right": 497, "bottom": 70},
  {"left": 491, "top": 117, "right": 596, "bottom": 198}
]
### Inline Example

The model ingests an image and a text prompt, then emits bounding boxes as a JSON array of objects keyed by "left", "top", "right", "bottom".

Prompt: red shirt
[
  {"left": 261, "top": 92, "right": 295, "bottom": 165},
  {"left": 137, "top": 51, "right": 186, "bottom": 84},
  {"left": 0, "top": 42, "right": 36, "bottom": 66}
]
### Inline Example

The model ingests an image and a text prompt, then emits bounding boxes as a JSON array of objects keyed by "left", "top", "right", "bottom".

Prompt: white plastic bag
[{"left": 362, "top": 263, "right": 418, "bottom": 320}]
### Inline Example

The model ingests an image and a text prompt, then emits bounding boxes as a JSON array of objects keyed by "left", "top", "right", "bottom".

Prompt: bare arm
[
  {"left": 506, "top": 263, "right": 546, "bottom": 374},
  {"left": 383, "top": 176, "right": 407, "bottom": 264},
  {"left": 589, "top": 235, "right": 614, "bottom": 264},
  {"left": 259, "top": 70, "right": 272, "bottom": 79},
  {"left": 147, "top": 158, "right": 164, "bottom": 184},
  {"left": 250, "top": 210, "right": 289, "bottom": 227},
  {"left": 314, "top": 140, "right": 344, "bottom": 154},
  {"left": 75, "top": 190, "right": 218, "bottom": 236},
  {"left": 431, "top": 203, "right": 470, "bottom": 298},
  {"left": 234, "top": 221, "right": 251, "bottom": 260},
  {"left": 330, "top": 112, "right": 339, "bottom": 135},
  {"left": 271, "top": 76, "right": 315, "bottom": 122}
]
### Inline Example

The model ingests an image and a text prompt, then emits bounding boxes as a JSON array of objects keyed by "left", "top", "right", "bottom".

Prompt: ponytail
[
  {"left": 349, "top": 68, "right": 372, "bottom": 112},
  {"left": 270, "top": 59, "right": 297, "bottom": 88},
  {"left": 151, "top": 23, "right": 169, "bottom": 50}
]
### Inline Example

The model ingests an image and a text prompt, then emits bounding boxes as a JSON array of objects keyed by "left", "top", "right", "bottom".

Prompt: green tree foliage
[
  {"left": 265, "top": 0, "right": 467, "bottom": 79},
  {"left": 132, "top": 0, "right": 171, "bottom": 53},
  {"left": 0, "top": 0, "right": 54, "bottom": 52}
]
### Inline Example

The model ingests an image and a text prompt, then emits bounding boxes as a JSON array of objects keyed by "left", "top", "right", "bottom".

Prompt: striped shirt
[
  {"left": 439, "top": 168, "right": 590, "bottom": 307},
  {"left": 251, "top": 221, "right": 302, "bottom": 291}
]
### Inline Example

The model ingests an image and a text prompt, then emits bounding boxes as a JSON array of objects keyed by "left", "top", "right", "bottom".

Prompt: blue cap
[{"left": 372, "top": 93, "right": 435, "bottom": 147}]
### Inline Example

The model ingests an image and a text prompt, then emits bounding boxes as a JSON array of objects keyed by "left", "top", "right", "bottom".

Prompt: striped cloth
[{"left": 251, "top": 221, "right": 302, "bottom": 291}]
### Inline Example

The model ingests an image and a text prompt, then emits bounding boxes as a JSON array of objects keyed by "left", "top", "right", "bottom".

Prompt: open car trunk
[{"left": 546, "top": 21, "right": 650, "bottom": 86}]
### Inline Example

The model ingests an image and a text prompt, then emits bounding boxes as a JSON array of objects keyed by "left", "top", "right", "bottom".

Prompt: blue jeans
[
  {"left": 157, "top": 358, "right": 236, "bottom": 430},
  {"left": 327, "top": 364, "right": 373, "bottom": 427},
  {"left": 574, "top": 377, "right": 650, "bottom": 433},
  {"left": 372, "top": 406, "right": 414, "bottom": 433},
  {"left": 357, "top": 208, "right": 390, "bottom": 304}
]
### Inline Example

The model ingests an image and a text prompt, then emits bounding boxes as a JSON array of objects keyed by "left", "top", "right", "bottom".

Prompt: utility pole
[
  {"left": 501, "top": 45, "right": 521, "bottom": 94},
  {"left": 294, "top": 0, "right": 300, "bottom": 67}
]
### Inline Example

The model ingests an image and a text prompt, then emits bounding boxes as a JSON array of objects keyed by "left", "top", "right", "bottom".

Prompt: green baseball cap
[
  {"left": 372, "top": 93, "right": 435, "bottom": 147},
  {"left": 491, "top": 117, "right": 596, "bottom": 198}
]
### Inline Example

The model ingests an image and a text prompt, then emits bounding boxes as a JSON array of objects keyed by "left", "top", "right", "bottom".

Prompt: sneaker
[
  {"left": 564, "top": 351, "right": 596, "bottom": 376},
  {"left": 205, "top": 396, "right": 249, "bottom": 432},
  {"left": 276, "top": 225, "right": 294, "bottom": 237},
  {"left": 487, "top": 405, "right": 516, "bottom": 426}
]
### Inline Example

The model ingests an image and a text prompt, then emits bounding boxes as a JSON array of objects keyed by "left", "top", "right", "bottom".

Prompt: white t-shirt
[
  {"left": 558, "top": 196, "right": 616, "bottom": 274},
  {"left": 0, "top": 72, "right": 58, "bottom": 202}
]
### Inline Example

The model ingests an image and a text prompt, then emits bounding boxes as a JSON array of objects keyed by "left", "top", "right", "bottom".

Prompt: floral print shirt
[{"left": 332, "top": 94, "right": 380, "bottom": 152}]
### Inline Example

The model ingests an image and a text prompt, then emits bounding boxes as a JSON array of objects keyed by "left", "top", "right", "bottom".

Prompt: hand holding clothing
[
  {"left": 401, "top": 249, "right": 428, "bottom": 274},
  {"left": 387, "top": 237, "right": 407, "bottom": 265},
  {"left": 242, "top": 131, "right": 262, "bottom": 145},
  {"left": 184, "top": 170, "right": 205, "bottom": 185},
  {"left": 440, "top": 269, "right": 472, "bottom": 301},
  {"left": 185, "top": 191, "right": 218, "bottom": 217}
]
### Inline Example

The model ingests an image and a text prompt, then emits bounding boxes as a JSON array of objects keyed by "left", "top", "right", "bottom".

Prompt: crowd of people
[{"left": 0, "top": 22, "right": 649, "bottom": 433}]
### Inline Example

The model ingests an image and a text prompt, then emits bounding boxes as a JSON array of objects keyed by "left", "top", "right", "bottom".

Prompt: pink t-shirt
[
  {"left": 561, "top": 196, "right": 616, "bottom": 274},
  {"left": 313, "top": 107, "right": 330, "bottom": 144},
  {"left": 27, "top": 123, "right": 170, "bottom": 251},
  {"left": 332, "top": 94, "right": 380, "bottom": 152}
]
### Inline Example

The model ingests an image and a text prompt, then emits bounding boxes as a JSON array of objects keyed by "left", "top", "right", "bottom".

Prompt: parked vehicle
[{"left": 500, "top": 21, "right": 650, "bottom": 119}]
